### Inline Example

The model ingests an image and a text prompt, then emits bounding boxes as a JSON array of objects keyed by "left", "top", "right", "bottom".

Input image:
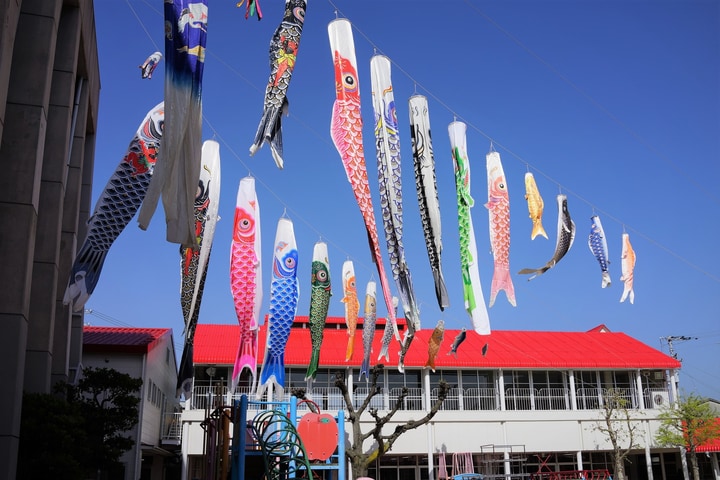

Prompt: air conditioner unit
[{"left": 651, "top": 391, "right": 670, "bottom": 408}]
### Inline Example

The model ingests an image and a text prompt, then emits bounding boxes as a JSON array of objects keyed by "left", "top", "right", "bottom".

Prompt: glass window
[{"left": 548, "top": 371, "right": 565, "bottom": 388}]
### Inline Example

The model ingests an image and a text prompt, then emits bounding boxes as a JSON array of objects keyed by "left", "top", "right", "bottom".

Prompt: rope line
[{"left": 121, "top": 0, "right": 720, "bottom": 285}]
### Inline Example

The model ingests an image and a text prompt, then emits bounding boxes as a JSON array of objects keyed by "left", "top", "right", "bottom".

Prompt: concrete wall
[{"left": 0, "top": 0, "right": 100, "bottom": 477}]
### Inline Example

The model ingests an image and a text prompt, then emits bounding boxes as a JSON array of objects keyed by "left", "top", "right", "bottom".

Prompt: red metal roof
[
  {"left": 193, "top": 317, "right": 681, "bottom": 370},
  {"left": 83, "top": 326, "right": 171, "bottom": 355},
  {"left": 696, "top": 418, "right": 720, "bottom": 453}
]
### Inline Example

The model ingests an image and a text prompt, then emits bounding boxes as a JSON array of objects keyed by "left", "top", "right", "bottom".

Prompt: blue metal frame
[{"left": 231, "top": 394, "right": 346, "bottom": 480}]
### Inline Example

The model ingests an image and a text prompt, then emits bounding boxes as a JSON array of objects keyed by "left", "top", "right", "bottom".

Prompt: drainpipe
[
  {"left": 66, "top": 77, "right": 83, "bottom": 166},
  {"left": 134, "top": 354, "right": 147, "bottom": 480}
]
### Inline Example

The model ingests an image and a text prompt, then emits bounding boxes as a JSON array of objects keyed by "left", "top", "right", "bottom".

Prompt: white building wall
[
  {"left": 181, "top": 405, "right": 670, "bottom": 460},
  {"left": 142, "top": 334, "right": 179, "bottom": 447}
]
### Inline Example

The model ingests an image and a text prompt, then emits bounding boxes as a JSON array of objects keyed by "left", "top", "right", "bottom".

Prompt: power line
[
  {"left": 83, "top": 308, "right": 135, "bottom": 328},
  {"left": 659, "top": 335, "right": 698, "bottom": 362},
  {"left": 121, "top": 0, "right": 720, "bottom": 288}
]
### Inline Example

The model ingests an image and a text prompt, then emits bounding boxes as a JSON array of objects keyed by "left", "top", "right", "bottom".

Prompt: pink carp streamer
[
  {"left": 328, "top": 18, "right": 398, "bottom": 340},
  {"left": 230, "top": 177, "right": 262, "bottom": 392}
]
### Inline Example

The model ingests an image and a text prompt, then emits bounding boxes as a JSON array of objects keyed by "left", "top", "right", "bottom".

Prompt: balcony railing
[
  {"left": 186, "top": 384, "right": 668, "bottom": 413},
  {"left": 161, "top": 412, "right": 182, "bottom": 443}
]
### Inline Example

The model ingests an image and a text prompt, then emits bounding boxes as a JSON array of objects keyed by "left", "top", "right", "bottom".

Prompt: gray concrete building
[{"left": 0, "top": 0, "right": 100, "bottom": 477}]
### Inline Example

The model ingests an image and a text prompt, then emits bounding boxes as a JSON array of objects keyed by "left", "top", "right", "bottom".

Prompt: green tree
[
  {"left": 18, "top": 367, "right": 142, "bottom": 479},
  {"left": 296, "top": 365, "right": 449, "bottom": 480},
  {"left": 18, "top": 392, "right": 88, "bottom": 480},
  {"left": 594, "top": 388, "right": 642, "bottom": 480},
  {"left": 656, "top": 393, "right": 720, "bottom": 480}
]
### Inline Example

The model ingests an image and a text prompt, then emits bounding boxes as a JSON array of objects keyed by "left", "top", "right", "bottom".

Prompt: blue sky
[{"left": 89, "top": 1, "right": 719, "bottom": 398}]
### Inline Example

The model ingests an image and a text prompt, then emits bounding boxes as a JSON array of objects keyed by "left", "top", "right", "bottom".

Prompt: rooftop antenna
[{"left": 659, "top": 335, "right": 698, "bottom": 362}]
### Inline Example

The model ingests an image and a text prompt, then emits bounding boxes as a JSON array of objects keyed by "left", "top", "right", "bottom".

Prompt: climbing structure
[
  {"left": 253, "top": 408, "right": 312, "bottom": 480},
  {"left": 231, "top": 394, "right": 346, "bottom": 480}
]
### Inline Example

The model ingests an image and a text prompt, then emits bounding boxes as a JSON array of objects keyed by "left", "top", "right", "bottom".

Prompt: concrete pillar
[
  {"left": 26, "top": 2, "right": 81, "bottom": 394},
  {"left": 569, "top": 370, "right": 577, "bottom": 410},
  {"left": 636, "top": 369, "right": 645, "bottom": 410},
  {"left": 0, "top": 1, "right": 62, "bottom": 476},
  {"left": 0, "top": 1, "right": 21, "bottom": 138}
]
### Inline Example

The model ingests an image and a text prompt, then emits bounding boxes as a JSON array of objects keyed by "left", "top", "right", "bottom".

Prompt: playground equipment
[{"left": 230, "top": 394, "right": 346, "bottom": 480}]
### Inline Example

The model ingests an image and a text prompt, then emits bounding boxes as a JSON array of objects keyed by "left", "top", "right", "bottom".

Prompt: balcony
[
  {"left": 161, "top": 412, "right": 182, "bottom": 445},
  {"left": 185, "top": 385, "right": 671, "bottom": 413}
]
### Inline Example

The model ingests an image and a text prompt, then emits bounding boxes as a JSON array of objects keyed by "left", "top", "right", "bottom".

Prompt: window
[
  {"left": 504, "top": 371, "right": 531, "bottom": 410},
  {"left": 532, "top": 371, "right": 568, "bottom": 410},
  {"left": 461, "top": 370, "right": 496, "bottom": 410},
  {"left": 388, "top": 369, "right": 423, "bottom": 410}
]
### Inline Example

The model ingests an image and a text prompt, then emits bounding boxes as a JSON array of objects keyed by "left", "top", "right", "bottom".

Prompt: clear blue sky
[{"left": 89, "top": 1, "right": 719, "bottom": 399}]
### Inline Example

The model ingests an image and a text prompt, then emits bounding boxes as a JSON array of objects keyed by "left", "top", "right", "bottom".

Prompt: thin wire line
[
  {"left": 124, "top": 0, "right": 161, "bottom": 52},
  {"left": 124, "top": 0, "right": 719, "bottom": 285},
  {"left": 462, "top": 0, "right": 719, "bottom": 206},
  {"left": 331, "top": 2, "right": 720, "bottom": 284}
]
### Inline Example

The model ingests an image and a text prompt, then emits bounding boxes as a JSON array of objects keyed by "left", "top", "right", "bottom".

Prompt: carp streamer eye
[
  {"left": 317, "top": 270, "right": 328, "bottom": 282},
  {"left": 343, "top": 74, "right": 356, "bottom": 90},
  {"left": 285, "top": 256, "right": 296, "bottom": 269}
]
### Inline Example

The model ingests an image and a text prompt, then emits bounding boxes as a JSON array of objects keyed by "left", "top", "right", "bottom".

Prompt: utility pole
[{"left": 659, "top": 335, "right": 698, "bottom": 362}]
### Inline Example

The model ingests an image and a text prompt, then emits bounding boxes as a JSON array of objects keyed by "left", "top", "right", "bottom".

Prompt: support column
[
  {"left": 576, "top": 451, "right": 583, "bottom": 472},
  {"left": 26, "top": 3, "right": 81, "bottom": 393},
  {"left": 498, "top": 369, "right": 505, "bottom": 411},
  {"left": 569, "top": 370, "right": 577, "bottom": 410},
  {"left": 0, "top": 1, "right": 62, "bottom": 477},
  {"left": 636, "top": 370, "right": 646, "bottom": 410},
  {"left": 644, "top": 421, "right": 654, "bottom": 480}
]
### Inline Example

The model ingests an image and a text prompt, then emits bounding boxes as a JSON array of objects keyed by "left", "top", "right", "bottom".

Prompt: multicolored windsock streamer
[
  {"left": 138, "top": 0, "right": 207, "bottom": 247},
  {"left": 139, "top": 51, "right": 162, "bottom": 79},
  {"left": 409, "top": 94, "right": 449, "bottom": 311},
  {"left": 370, "top": 54, "right": 420, "bottom": 372},
  {"left": 257, "top": 217, "right": 299, "bottom": 399},
  {"left": 448, "top": 121, "right": 491, "bottom": 335},
  {"left": 230, "top": 177, "right": 263, "bottom": 392},
  {"left": 328, "top": 18, "right": 398, "bottom": 340},
  {"left": 63, "top": 102, "right": 164, "bottom": 313},
  {"left": 177, "top": 140, "right": 221, "bottom": 397}
]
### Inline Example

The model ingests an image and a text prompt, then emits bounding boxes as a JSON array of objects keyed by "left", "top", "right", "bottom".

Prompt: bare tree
[
  {"left": 594, "top": 388, "right": 642, "bottom": 480},
  {"left": 296, "top": 364, "right": 449, "bottom": 479}
]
